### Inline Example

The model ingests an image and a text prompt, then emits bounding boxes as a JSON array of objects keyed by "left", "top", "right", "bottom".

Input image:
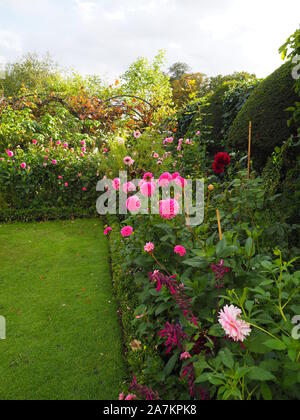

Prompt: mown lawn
[{"left": 0, "top": 219, "right": 125, "bottom": 400}]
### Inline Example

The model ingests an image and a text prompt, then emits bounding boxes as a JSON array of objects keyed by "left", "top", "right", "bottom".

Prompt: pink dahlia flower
[
  {"left": 112, "top": 178, "right": 120, "bottom": 191},
  {"left": 159, "top": 199, "right": 179, "bottom": 220},
  {"left": 121, "top": 226, "right": 134, "bottom": 238},
  {"left": 52, "top": 159, "right": 57, "bottom": 165},
  {"left": 153, "top": 153, "right": 159, "bottom": 159},
  {"left": 180, "top": 352, "right": 192, "bottom": 361},
  {"left": 63, "top": 142, "right": 68, "bottom": 148},
  {"left": 124, "top": 156, "right": 134, "bottom": 166},
  {"left": 133, "top": 130, "right": 142, "bottom": 139},
  {"left": 64, "top": 182, "right": 68, "bottom": 187},
  {"left": 174, "top": 245, "right": 186, "bottom": 257},
  {"left": 127, "top": 196, "right": 141, "bottom": 213},
  {"left": 104, "top": 226, "right": 112, "bottom": 236},
  {"left": 158, "top": 172, "right": 172, "bottom": 188},
  {"left": 20, "top": 162, "right": 27, "bottom": 170},
  {"left": 144, "top": 242, "right": 155, "bottom": 253},
  {"left": 56, "top": 140, "right": 61, "bottom": 146},
  {"left": 82, "top": 187, "right": 87, "bottom": 192},
  {"left": 140, "top": 181, "right": 156, "bottom": 197},
  {"left": 125, "top": 394, "right": 137, "bottom": 401},
  {"left": 32, "top": 139, "right": 37, "bottom": 145},
  {"left": 123, "top": 182, "right": 136, "bottom": 193},
  {"left": 6, "top": 150, "right": 14, "bottom": 158},
  {"left": 218, "top": 305, "right": 252, "bottom": 343}
]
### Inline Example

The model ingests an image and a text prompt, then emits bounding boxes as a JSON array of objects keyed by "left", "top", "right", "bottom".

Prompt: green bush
[{"left": 227, "top": 62, "right": 299, "bottom": 168}]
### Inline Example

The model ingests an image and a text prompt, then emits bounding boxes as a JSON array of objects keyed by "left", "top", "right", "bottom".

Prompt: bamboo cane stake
[
  {"left": 216, "top": 209, "right": 222, "bottom": 241},
  {"left": 248, "top": 121, "right": 252, "bottom": 180}
]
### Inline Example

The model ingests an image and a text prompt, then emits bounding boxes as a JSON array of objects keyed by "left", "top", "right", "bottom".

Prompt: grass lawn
[{"left": 0, "top": 218, "right": 125, "bottom": 400}]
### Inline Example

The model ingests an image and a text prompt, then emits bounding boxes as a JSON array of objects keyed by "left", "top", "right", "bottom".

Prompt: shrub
[{"left": 227, "top": 62, "right": 299, "bottom": 169}]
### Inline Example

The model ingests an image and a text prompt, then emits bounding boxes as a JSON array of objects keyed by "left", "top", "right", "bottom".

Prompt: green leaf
[
  {"left": 163, "top": 353, "right": 178, "bottom": 377},
  {"left": 260, "top": 383, "right": 272, "bottom": 400},
  {"left": 194, "top": 356, "right": 210, "bottom": 376},
  {"left": 264, "top": 339, "right": 287, "bottom": 351},
  {"left": 219, "top": 348, "right": 234, "bottom": 369},
  {"left": 245, "top": 237, "right": 255, "bottom": 258},
  {"left": 247, "top": 367, "right": 276, "bottom": 382}
]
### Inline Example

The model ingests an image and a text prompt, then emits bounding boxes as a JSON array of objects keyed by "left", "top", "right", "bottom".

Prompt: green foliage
[
  {"left": 121, "top": 51, "right": 174, "bottom": 124},
  {"left": 227, "top": 62, "right": 299, "bottom": 168}
]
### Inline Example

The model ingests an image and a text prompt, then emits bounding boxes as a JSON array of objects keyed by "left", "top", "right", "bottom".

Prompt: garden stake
[
  {"left": 216, "top": 209, "right": 222, "bottom": 241},
  {"left": 248, "top": 121, "right": 252, "bottom": 180}
]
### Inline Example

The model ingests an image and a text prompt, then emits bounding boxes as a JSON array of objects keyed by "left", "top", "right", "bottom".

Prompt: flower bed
[{"left": 104, "top": 166, "right": 300, "bottom": 401}]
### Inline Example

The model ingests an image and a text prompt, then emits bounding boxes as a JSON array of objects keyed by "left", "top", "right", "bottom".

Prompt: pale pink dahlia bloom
[
  {"left": 144, "top": 242, "right": 155, "bottom": 253},
  {"left": 218, "top": 305, "right": 252, "bottom": 343},
  {"left": 159, "top": 199, "right": 179, "bottom": 220},
  {"left": 124, "top": 156, "right": 135, "bottom": 166},
  {"left": 127, "top": 196, "right": 141, "bottom": 213},
  {"left": 133, "top": 130, "right": 142, "bottom": 139},
  {"left": 122, "top": 182, "right": 136, "bottom": 193}
]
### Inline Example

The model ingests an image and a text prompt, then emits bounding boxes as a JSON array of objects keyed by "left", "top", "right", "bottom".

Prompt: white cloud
[{"left": 0, "top": 0, "right": 299, "bottom": 79}]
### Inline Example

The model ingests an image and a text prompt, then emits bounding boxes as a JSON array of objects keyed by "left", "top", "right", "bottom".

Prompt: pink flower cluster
[
  {"left": 211, "top": 259, "right": 230, "bottom": 289},
  {"left": 129, "top": 376, "right": 160, "bottom": 401},
  {"left": 158, "top": 322, "right": 188, "bottom": 354},
  {"left": 149, "top": 271, "right": 198, "bottom": 326},
  {"left": 121, "top": 226, "right": 134, "bottom": 238}
]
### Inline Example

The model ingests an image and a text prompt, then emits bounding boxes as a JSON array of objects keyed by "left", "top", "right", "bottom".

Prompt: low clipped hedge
[
  {"left": 227, "top": 62, "right": 299, "bottom": 168},
  {"left": 0, "top": 206, "right": 97, "bottom": 222}
]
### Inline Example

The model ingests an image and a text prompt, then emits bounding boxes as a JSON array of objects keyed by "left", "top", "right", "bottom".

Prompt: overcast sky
[{"left": 0, "top": 0, "right": 299, "bottom": 81}]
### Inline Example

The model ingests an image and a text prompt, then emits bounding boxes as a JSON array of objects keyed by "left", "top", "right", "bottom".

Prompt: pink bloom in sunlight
[
  {"left": 219, "top": 305, "right": 252, "bottom": 343},
  {"left": 140, "top": 181, "right": 156, "bottom": 197},
  {"left": 196, "top": 131, "right": 201, "bottom": 136},
  {"left": 121, "top": 226, "right": 134, "bottom": 238},
  {"left": 143, "top": 172, "right": 154, "bottom": 182},
  {"left": 159, "top": 199, "right": 180, "bottom": 220},
  {"left": 104, "top": 226, "right": 112, "bottom": 236},
  {"left": 81, "top": 147, "right": 86, "bottom": 153},
  {"left": 144, "top": 242, "right": 155, "bottom": 253},
  {"left": 80, "top": 140, "right": 86, "bottom": 146},
  {"left": 185, "top": 139, "right": 192, "bottom": 145},
  {"left": 123, "top": 182, "right": 136, "bottom": 193},
  {"left": 58, "top": 175, "right": 63, "bottom": 180},
  {"left": 125, "top": 394, "right": 137, "bottom": 401},
  {"left": 112, "top": 178, "right": 120, "bottom": 191},
  {"left": 177, "top": 138, "right": 183, "bottom": 151},
  {"left": 175, "top": 176, "right": 187, "bottom": 188},
  {"left": 6, "top": 150, "right": 14, "bottom": 158},
  {"left": 180, "top": 352, "right": 192, "bottom": 361},
  {"left": 20, "top": 162, "right": 26, "bottom": 170},
  {"left": 63, "top": 142, "right": 68, "bottom": 148},
  {"left": 127, "top": 196, "right": 141, "bottom": 213},
  {"left": 153, "top": 153, "right": 159, "bottom": 159},
  {"left": 133, "top": 130, "right": 142, "bottom": 139},
  {"left": 52, "top": 159, "right": 57, "bottom": 165},
  {"left": 163, "top": 137, "right": 174, "bottom": 145},
  {"left": 32, "top": 139, "right": 37, "bottom": 145},
  {"left": 80, "top": 152, "right": 85, "bottom": 157},
  {"left": 64, "top": 182, "right": 68, "bottom": 187},
  {"left": 158, "top": 172, "right": 172, "bottom": 188},
  {"left": 174, "top": 245, "right": 186, "bottom": 257},
  {"left": 119, "top": 393, "right": 125, "bottom": 400},
  {"left": 56, "top": 140, "right": 61, "bottom": 146},
  {"left": 124, "top": 156, "right": 134, "bottom": 166}
]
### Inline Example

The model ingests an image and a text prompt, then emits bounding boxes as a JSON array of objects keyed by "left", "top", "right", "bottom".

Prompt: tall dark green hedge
[{"left": 227, "top": 62, "right": 298, "bottom": 168}]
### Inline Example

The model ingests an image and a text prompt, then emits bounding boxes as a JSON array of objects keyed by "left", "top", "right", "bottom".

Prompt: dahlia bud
[{"left": 208, "top": 184, "right": 214, "bottom": 192}]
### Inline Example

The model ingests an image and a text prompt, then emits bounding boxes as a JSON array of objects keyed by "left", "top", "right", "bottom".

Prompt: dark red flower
[{"left": 212, "top": 152, "right": 231, "bottom": 174}]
